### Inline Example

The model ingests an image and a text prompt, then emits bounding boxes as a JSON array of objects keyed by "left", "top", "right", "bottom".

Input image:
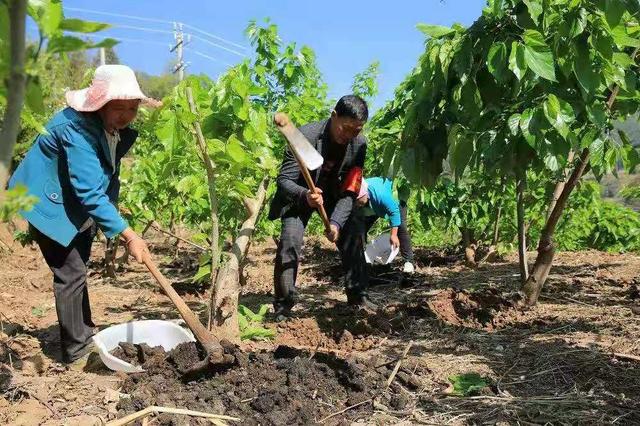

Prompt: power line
[
  {"left": 110, "top": 23, "right": 174, "bottom": 35},
  {"left": 65, "top": 7, "right": 171, "bottom": 25},
  {"left": 82, "top": 32, "right": 236, "bottom": 71},
  {"left": 73, "top": 21, "right": 245, "bottom": 57},
  {"left": 181, "top": 23, "right": 245, "bottom": 50},
  {"left": 189, "top": 33, "right": 245, "bottom": 57},
  {"left": 82, "top": 34, "right": 169, "bottom": 46},
  {"left": 188, "top": 49, "right": 234, "bottom": 67},
  {"left": 64, "top": 6, "right": 246, "bottom": 50}
]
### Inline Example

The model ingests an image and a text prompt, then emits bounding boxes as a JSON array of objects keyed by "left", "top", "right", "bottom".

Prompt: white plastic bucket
[
  {"left": 92, "top": 320, "right": 196, "bottom": 373},
  {"left": 364, "top": 232, "right": 400, "bottom": 265}
]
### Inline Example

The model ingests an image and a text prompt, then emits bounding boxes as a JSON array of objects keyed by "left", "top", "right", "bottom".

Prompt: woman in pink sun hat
[{"left": 9, "top": 64, "right": 161, "bottom": 365}]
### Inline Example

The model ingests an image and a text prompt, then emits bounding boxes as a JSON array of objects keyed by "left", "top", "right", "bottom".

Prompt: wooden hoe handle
[{"left": 142, "top": 254, "right": 223, "bottom": 355}]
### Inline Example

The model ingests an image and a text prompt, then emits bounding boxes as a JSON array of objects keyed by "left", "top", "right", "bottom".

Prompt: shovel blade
[{"left": 286, "top": 126, "right": 324, "bottom": 171}]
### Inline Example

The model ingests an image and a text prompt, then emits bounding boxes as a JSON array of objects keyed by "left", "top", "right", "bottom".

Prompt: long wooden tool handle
[
  {"left": 290, "top": 143, "right": 331, "bottom": 230},
  {"left": 142, "top": 254, "right": 221, "bottom": 351},
  {"left": 274, "top": 113, "right": 331, "bottom": 231}
]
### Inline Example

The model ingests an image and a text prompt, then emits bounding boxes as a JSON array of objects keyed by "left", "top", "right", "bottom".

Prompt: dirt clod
[
  {"left": 109, "top": 342, "right": 166, "bottom": 367},
  {"left": 117, "top": 344, "right": 383, "bottom": 425}
]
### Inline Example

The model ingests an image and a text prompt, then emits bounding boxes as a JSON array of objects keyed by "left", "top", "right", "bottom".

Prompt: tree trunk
[
  {"left": 521, "top": 149, "right": 590, "bottom": 304},
  {"left": 492, "top": 203, "right": 502, "bottom": 247},
  {"left": 546, "top": 151, "right": 575, "bottom": 219},
  {"left": 461, "top": 227, "right": 476, "bottom": 267},
  {"left": 185, "top": 87, "right": 221, "bottom": 330},
  {"left": 516, "top": 170, "right": 528, "bottom": 283},
  {"left": 209, "top": 178, "right": 269, "bottom": 342},
  {"left": 0, "top": 0, "right": 27, "bottom": 198},
  {"left": 104, "top": 238, "right": 118, "bottom": 278},
  {"left": 521, "top": 48, "right": 637, "bottom": 305}
]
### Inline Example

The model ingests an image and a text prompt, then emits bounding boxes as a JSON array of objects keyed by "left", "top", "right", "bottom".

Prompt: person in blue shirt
[
  {"left": 8, "top": 65, "right": 160, "bottom": 364},
  {"left": 356, "top": 177, "right": 415, "bottom": 273}
]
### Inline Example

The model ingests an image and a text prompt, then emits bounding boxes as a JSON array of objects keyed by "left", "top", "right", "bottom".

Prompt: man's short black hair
[{"left": 334, "top": 95, "right": 368, "bottom": 122}]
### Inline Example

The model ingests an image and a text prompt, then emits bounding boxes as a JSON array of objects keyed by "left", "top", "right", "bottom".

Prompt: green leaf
[
  {"left": 508, "top": 113, "right": 521, "bottom": 136},
  {"left": 238, "top": 313, "right": 249, "bottom": 330},
  {"left": 155, "top": 114, "right": 179, "bottom": 150},
  {"left": 448, "top": 124, "right": 474, "bottom": 178},
  {"left": 91, "top": 38, "right": 119, "bottom": 49},
  {"left": 613, "top": 52, "right": 634, "bottom": 68},
  {"left": 573, "top": 40, "right": 599, "bottom": 96},
  {"left": 508, "top": 41, "right": 527, "bottom": 80},
  {"left": 257, "top": 304, "right": 270, "bottom": 318},
  {"left": 28, "top": 0, "right": 63, "bottom": 38},
  {"left": 25, "top": 77, "right": 44, "bottom": 115},
  {"left": 47, "top": 35, "right": 119, "bottom": 53},
  {"left": 543, "top": 94, "right": 574, "bottom": 139},
  {"left": 47, "top": 36, "right": 87, "bottom": 53},
  {"left": 591, "top": 31, "right": 614, "bottom": 61},
  {"left": 60, "top": 18, "right": 110, "bottom": 33},
  {"left": 226, "top": 135, "right": 247, "bottom": 163},
  {"left": 240, "top": 327, "right": 275, "bottom": 341},
  {"left": 605, "top": 0, "right": 626, "bottom": 28},
  {"left": 580, "top": 128, "right": 600, "bottom": 149},
  {"left": 487, "top": 42, "right": 509, "bottom": 82},
  {"left": 589, "top": 135, "right": 606, "bottom": 168},
  {"left": 448, "top": 373, "right": 489, "bottom": 396},
  {"left": 611, "top": 25, "right": 640, "bottom": 48},
  {"left": 483, "top": 0, "right": 505, "bottom": 17},
  {"left": 234, "top": 181, "right": 254, "bottom": 198},
  {"left": 544, "top": 154, "right": 561, "bottom": 172},
  {"left": 230, "top": 77, "right": 248, "bottom": 98},
  {"left": 523, "top": 30, "right": 556, "bottom": 81},
  {"left": 191, "top": 263, "right": 211, "bottom": 283},
  {"left": 569, "top": 8, "right": 587, "bottom": 38},
  {"left": 31, "top": 306, "right": 47, "bottom": 317},
  {"left": 586, "top": 103, "right": 607, "bottom": 128},
  {"left": 21, "top": 108, "right": 48, "bottom": 134},
  {"left": 520, "top": 108, "right": 536, "bottom": 147},
  {"left": 416, "top": 23, "right": 455, "bottom": 38},
  {"left": 523, "top": 0, "right": 542, "bottom": 23}
]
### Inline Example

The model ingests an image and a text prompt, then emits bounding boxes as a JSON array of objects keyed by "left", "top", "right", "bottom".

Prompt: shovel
[
  {"left": 274, "top": 112, "right": 331, "bottom": 231},
  {"left": 141, "top": 253, "right": 234, "bottom": 373}
]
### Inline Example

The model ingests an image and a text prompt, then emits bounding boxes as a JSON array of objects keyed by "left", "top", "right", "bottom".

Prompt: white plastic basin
[
  {"left": 92, "top": 320, "right": 196, "bottom": 373},
  {"left": 364, "top": 232, "right": 400, "bottom": 265}
]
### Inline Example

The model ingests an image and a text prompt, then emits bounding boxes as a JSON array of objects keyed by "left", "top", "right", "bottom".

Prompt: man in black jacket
[{"left": 268, "top": 95, "right": 374, "bottom": 320}]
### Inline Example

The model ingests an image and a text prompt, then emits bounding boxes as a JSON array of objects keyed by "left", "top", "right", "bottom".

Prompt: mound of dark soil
[
  {"left": 117, "top": 343, "right": 385, "bottom": 425},
  {"left": 427, "top": 288, "right": 523, "bottom": 330},
  {"left": 110, "top": 342, "right": 166, "bottom": 367}
]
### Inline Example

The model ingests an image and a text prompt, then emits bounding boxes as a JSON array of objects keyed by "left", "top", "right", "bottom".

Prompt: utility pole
[
  {"left": 99, "top": 47, "right": 106, "bottom": 65},
  {"left": 170, "top": 22, "right": 190, "bottom": 81}
]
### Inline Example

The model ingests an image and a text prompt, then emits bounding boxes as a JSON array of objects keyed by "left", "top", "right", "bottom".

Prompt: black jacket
[{"left": 268, "top": 119, "right": 367, "bottom": 227}]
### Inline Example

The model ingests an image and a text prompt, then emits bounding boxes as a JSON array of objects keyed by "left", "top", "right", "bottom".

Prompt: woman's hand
[
  {"left": 121, "top": 227, "right": 150, "bottom": 263},
  {"left": 390, "top": 227, "right": 400, "bottom": 249}
]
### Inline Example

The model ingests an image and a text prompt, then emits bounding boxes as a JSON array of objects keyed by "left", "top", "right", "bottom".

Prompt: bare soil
[
  {"left": 1, "top": 225, "right": 640, "bottom": 424},
  {"left": 117, "top": 342, "right": 382, "bottom": 425}
]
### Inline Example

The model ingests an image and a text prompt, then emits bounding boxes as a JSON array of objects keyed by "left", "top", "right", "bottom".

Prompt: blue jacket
[
  {"left": 8, "top": 107, "right": 137, "bottom": 247},
  {"left": 365, "top": 177, "right": 401, "bottom": 227}
]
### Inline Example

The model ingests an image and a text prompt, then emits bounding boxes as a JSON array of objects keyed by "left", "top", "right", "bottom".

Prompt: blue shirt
[
  {"left": 365, "top": 177, "right": 401, "bottom": 227},
  {"left": 8, "top": 107, "right": 136, "bottom": 247}
]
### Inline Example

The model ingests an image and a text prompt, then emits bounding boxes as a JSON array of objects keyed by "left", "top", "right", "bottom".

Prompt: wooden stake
[
  {"left": 106, "top": 406, "right": 240, "bottom": 426},
  {"left": 385, "top": 341, "right": 413, "bottom": 390}
]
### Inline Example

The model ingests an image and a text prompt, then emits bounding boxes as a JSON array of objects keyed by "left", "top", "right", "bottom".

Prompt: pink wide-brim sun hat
[{"left": 65, "top": 64, "right": 162, "bottom": 112}]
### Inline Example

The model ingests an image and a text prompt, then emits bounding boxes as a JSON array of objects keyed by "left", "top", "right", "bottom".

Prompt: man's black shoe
[
  {"left": 347, "top": 295, "right": 379, "bottom": 312},
  {"left": 273, "top": 304, "right": 292, "bottom": 323},
  {"left": 274, "top": 313, "right": 290, "bottom": 323}
]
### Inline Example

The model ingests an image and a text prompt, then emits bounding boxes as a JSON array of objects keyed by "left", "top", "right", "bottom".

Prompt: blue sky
[{"left": 37, "top": 0, "right": 487, "bottom": 109}]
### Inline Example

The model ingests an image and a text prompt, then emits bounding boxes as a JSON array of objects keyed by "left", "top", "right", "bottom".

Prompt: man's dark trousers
[
  {"left": 31, "top": 225, "right": 96, "bottom": 362},
  {"left": 273, "top": 207, "right": 369, "bottom": 312}
]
